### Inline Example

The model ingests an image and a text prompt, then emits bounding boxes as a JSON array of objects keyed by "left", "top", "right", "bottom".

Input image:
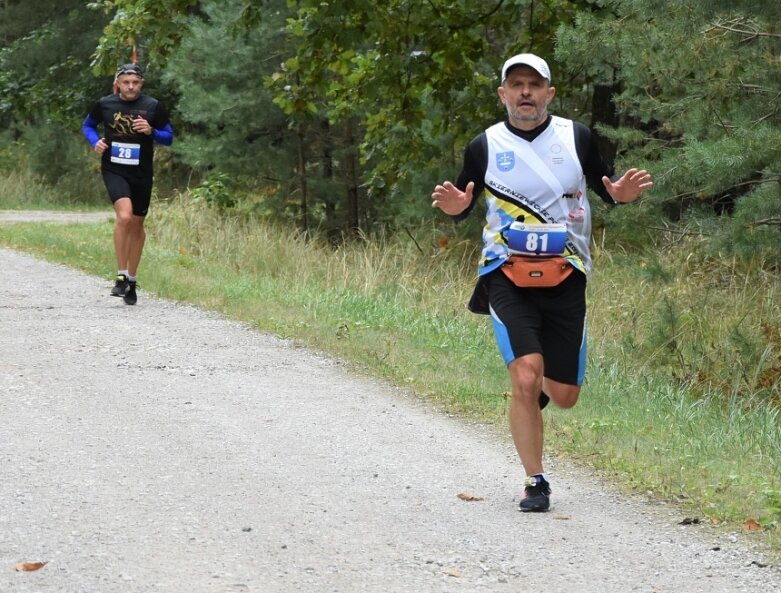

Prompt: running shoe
[
  {"left": 539, "top": 392, "right": 550, "bottom": 409},
  {"left": 111, "top": 274, "right": 129, "bottom": 297},
  {"left": 123, "top": 281, "right": 137, "bottom": 305},
  {"left": 519, "top": 474, "right": 551, "bottom": 512}
]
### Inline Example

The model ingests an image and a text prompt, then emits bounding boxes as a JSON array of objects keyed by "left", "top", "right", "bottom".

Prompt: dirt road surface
[{"left": 1, "top": 212, "right": 779, "bottom": 592}]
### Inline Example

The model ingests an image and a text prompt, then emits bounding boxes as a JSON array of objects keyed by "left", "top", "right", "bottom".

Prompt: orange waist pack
[{"left": 501, "top": 256, "right": 573, "bottom": 288}]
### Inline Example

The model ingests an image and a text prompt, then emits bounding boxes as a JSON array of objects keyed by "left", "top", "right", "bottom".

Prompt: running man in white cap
[{"left": 432, "top": 53, "right": 652, "bottom": 511}]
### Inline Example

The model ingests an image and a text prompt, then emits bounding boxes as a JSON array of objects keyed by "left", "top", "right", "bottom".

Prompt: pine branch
[
  {"left": 425, "top": 0, "right": 505, "bottom": 27},
  {"left": 753, "top": 109, "right": 780, "bottom": 126},
  {"left": 667, "top": 176, "right": 781, "bottom": 203},
  {"left": 749, "top": 218, "right": 781, "bottom": 228},
  {"left": 708, "top": 19, "right": 781, "bottom": 40},
  {"left": 643, "top": 225, "right": 709, "bottom": 237}
]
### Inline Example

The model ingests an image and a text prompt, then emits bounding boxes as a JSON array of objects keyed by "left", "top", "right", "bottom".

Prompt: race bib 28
[{"left": 110, "top": 142, "right": 141, "bottom": 166}]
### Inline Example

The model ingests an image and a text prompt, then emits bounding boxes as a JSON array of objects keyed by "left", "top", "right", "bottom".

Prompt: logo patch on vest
[{"left": 496, "top": 151, "right": 515, "bottom": 172}]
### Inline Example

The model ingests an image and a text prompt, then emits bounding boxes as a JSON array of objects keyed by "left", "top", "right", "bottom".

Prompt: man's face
[
  {"left": 497, "top": 66, "right": 555, "bottom": 130},
  {"left": 116, "top": 74, "right": 144, "bottom": 101}
]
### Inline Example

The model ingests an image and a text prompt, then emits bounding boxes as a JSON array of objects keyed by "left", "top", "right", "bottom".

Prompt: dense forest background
[{"left": 0, "top": 0, "right": 779, "bottom": 257}]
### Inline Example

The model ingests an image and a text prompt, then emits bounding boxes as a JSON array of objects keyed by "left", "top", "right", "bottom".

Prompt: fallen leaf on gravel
[
  {"left": 709, "top": 517, "right": 721, "bottom": 526},
  {"left": 15, "top": 561, "right": 46, "bottom": 572},
  {"left": 457, "top": 492, "right": 485, "bottom": 502},
  {"left": 743, "top": 518, "right": 762, "bottom": 532},
  {"left": 552, "top": 513, "right": 571, "bottom": 520},
  {"left": 444, "top": 568, "right": 462, "bottom": 577}
]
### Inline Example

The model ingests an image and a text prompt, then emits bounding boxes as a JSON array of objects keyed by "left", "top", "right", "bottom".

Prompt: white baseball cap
[{"left": 501, "top": 53, "right": 551, "bottom": 83}]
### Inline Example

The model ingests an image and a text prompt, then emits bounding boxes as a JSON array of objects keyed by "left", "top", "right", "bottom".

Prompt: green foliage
[
  {"left": 86, "top": 0, "right": 200, "bottom": 73},
  {"left": 0, "top": 0, "right": 107, "bottom": 201},
  {"left": 556, "top": 0, "right": 781, "bottom": 261},
  {"left": 262, "top": 0, "right": 591, "bottom": 231},
  {"left": 0, "top": 131, "right": 104, "bottom": 208},
  {"left": 0, "top": 1, "right": 108, "bottom": 128},
  {"left": 190, "top": 173, "right": 236, "bottom": 211},
  {"left": 161, "top": 0, "right": 293, "bottom": 184},
  {"left": 2, "top": 0, "right": 780, "bottom": 255},
  {"left": 21, "top": 122, "right": 89, "bottom": 185}
]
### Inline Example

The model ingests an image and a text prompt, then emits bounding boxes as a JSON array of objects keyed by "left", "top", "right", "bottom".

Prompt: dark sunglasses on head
[{"left": 115, "top": 64, "right": 143, "bottom": 78}]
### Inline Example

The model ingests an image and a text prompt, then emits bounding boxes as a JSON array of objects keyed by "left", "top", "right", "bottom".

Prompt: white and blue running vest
[{"left": 479, "top": 116, "right": 592, "bottom": 277}]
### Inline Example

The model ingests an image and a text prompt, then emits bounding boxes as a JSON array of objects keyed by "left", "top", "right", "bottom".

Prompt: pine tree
[{"left": 557, "top": 0, "right": 781, "bottom": 261}]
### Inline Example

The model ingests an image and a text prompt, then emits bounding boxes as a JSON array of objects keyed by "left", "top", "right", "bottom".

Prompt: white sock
[{"left": 118, "top": 269, "right": 128, "bottom": 278}]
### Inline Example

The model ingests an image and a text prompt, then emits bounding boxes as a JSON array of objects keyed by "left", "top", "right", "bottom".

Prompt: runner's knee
[{"left": 508, "top": 356, "right": 543, "bottom": 403}]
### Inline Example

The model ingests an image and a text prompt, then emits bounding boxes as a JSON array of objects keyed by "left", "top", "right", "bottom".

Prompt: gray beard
[{"left": 508, "top": 106, "right": 546, "bottom": 126}]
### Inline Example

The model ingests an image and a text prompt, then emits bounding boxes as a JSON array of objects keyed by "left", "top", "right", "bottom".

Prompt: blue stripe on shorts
[
  {"left": 489, "top": 305, "right": 515, "bottom": 367},
  {"left": 576, "top": 320, "right": 588, "bottom": 385}
]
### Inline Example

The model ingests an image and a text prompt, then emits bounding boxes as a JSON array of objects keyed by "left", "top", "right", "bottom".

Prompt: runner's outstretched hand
[
  {"left": 432, "top": 181, "right": 473, "bottom": 216},
  {"left": 602, "top": 168, "right": 653, "bottom": 203}
]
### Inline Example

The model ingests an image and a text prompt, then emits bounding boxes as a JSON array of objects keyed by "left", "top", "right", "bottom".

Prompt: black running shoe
[
  {"left": 539, "top": 392, "right": 550, "bottom": 410},
  {"left": 519, "top": 475, "right": 551, "bottom": 512},
  {"left": 123, "top": 280, "right": 137, "bottom": 305},
  {"left": 111, "top": 274, "right": 129, "bottom": 297}
]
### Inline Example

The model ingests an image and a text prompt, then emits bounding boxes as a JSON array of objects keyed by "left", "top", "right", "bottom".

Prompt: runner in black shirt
[{"left": 82, "top": 63, "right": 174, "bottom": 305}]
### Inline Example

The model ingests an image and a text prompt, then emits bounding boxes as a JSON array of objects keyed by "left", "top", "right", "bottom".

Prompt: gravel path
[
  {"left": 0, "top": 210, "right": 113, "bottom": 224},
  {"left": 1, "top": 212, "right": 779, "bottom": 592}
]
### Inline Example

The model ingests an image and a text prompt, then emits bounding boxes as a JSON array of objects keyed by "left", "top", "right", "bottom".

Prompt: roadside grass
[
  {"left": 0, "top": 170, "right": 104, "bottom": 211},
  {"left": 1, "top": 195, "right": 779, "bottom": 556}
]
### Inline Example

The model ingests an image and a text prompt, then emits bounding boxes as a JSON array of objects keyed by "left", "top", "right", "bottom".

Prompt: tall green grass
[
  {"left": 0, "top": 169, "right": 105, "bottom": 211},
  {"left": 0, "top": 136, "right": 105, "bottom": 210},
  {"left": 1, "top": 193, "right": 779, "bottom": 554},
  {"left": 0, "top": 171, "right": 63, "bottom": 210}
]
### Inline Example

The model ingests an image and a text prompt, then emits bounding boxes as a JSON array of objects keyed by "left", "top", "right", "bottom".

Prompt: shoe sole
[
  {"left": 519, "top": 494, "right": 551, "bottom": 512},
  {"left": 519, "top": 504, "right": 550, "bottom": 512}
]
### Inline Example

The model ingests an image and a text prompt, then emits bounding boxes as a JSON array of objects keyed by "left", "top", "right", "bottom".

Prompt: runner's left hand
[
  {"left": 132, "top": 116, "right": 153, "bottom": 136},
  {"left": 602, "top": 168, "right": 653, "bottom": 203}
]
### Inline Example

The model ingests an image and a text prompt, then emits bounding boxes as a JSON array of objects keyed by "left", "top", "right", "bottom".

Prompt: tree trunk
[
  {"left": 296, "top": 122, "right": 308, "bottom": 234},
  {"left": 590, "top": 74, "right": 620, "bottom": 165},
  {"left": 321, "top": 119, "right": 337, "bottom": 242},
  {"left": 344, "top": 118, "right": 359, "bottom": 236}
]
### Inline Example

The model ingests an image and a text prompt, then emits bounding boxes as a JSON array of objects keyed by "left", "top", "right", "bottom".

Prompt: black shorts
[
  {"left": 487, "top": 267, "right": 587, "bottom": 385},
  {"left": 101, "top": 170, "right": 153, "bottom": 217}
]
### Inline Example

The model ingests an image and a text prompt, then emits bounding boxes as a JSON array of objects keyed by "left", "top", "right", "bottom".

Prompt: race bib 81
[
  {"left": 505, "top": 222, "right": 568, "bottom": 256},
  {"left": 110, "top": 142, "right": 141, "bottom": 166}
]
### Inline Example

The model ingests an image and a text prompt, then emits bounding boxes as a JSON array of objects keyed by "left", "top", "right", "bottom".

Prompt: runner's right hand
[{"left": 431, "top": 181, "right": 473, "bottom": 216}]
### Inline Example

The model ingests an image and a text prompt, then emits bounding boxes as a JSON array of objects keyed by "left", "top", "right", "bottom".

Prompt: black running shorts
[
  {"left": 101, "top": 170, "right": 153, "bottom": 217},
  {"left": 487, "top": 267, "right": 588, "bottom": 385}
]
